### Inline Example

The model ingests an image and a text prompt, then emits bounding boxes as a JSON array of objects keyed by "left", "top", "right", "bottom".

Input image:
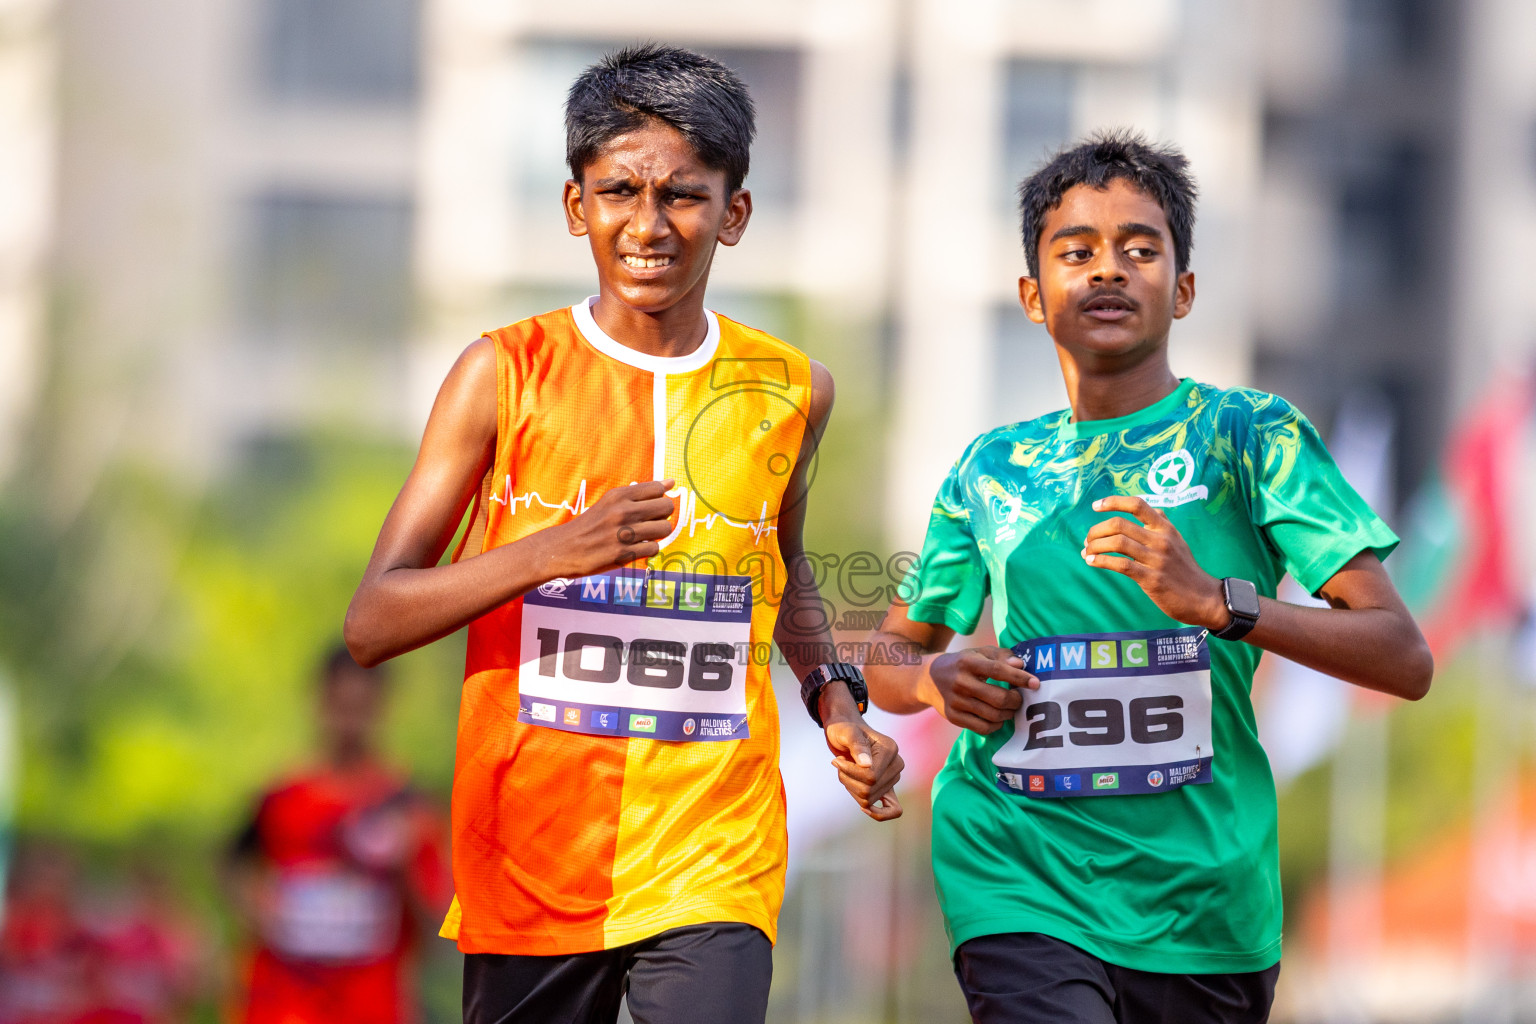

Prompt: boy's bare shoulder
[
  {"left": 445, "top": 334, "right": 497, "bottom": 393},
  {"left": 421, "top": 335, "right": 498, "bottom": 447},
  {"left": 808, "top": 358, "right": 834, "bottom": 426}
]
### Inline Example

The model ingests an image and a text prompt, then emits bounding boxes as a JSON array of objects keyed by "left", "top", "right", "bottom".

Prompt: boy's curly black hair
[{"left": 1018, "top": 130, "right": 1198, "bottom": 279}]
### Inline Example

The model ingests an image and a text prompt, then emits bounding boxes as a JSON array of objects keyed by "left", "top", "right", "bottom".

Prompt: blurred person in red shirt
[
  {"left": 224, "top": 647, "right": 450, "bottom": 1024},
  {"left": 74, "top": 858, "right": 206, "bottom": 1024},
  {"left": 0, "top": 842, "right": 93, "bottom": 1024},
  {"left": 0, "top": 842, "right": 204, "bottom": 1024}
]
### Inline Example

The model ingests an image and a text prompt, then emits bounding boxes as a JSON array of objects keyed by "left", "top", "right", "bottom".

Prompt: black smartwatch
[
  {"left": 800, "top": 663, "right": 869, "bottom": 728},
  {"left": 1212, "top": 577, "right": 1260, "bottom": 641}
]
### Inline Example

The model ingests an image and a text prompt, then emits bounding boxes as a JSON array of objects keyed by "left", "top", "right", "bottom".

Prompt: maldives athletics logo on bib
[{"left": 1141, "top": 449, "right": 1208, "bottom": 508}]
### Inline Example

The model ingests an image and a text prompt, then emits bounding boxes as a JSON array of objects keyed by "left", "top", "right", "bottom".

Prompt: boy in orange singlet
[{"left": 345, "top": 44, "right": 904, "bottom": 1024}]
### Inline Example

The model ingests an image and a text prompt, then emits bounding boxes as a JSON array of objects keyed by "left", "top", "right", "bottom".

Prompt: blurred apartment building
[
  {"left": 1252, "top": 0, "right": 1536, "bottom": 508},
  {"left": 2, "top": 0, "right": 1533, "bottom": 530},
  {"left": 0, "top": 0, "right": 54, "bottom": 480},
  {"left": 32, "top": 0, "right": 422, "bottom": 500},
  {"left": 416, "top": 0, "right": 1262, "bottom": 548}
]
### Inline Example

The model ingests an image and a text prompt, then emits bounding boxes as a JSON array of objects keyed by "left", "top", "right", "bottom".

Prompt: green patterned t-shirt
[{"left": 907, "top": 378, "right": 1398, "bottom": 973}]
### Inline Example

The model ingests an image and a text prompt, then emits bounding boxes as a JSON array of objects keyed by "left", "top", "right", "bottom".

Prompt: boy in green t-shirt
[{"left": 865, "top": 131, "right": 1433, "bottom": 1024}]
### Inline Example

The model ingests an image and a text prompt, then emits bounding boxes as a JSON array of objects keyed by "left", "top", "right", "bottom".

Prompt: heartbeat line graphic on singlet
[
  {"left": 489, "top": 477, "right": 776, "bottom": 545},
  {"left": 490, "top": 477, "right": 592, "bottom": 516}
]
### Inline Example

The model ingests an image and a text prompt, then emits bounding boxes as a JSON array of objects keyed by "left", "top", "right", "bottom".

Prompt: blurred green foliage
[
  {"left": 1276, "top": 654, "right": 1481, "bottom": 930},
  {"left": 0, "top": 432, "right": 460, "bottom": 850},
  {"left": 791, "top": 302, "right": 891, "bottom": 562},
  {"left": 0, "top": 431, "right": 467, "bottom": 1019}
]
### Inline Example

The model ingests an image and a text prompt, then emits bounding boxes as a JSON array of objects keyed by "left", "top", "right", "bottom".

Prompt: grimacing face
[
  {"left": 1019, "top": 178, "right": 1195, "bottom": 373},
  {"left": 564, "top": 122, "right": 751, "bottom": 316}
]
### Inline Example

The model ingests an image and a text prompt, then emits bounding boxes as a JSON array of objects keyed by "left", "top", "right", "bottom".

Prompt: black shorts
[
  {"left": 462, "top": 921, "right": 771, "bottom": 1024},
  {"left": 953, "top": 932, "right": 1279, "bottom": 1024}
]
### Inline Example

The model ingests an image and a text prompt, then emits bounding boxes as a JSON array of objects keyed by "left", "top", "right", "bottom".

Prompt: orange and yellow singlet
[{"left": 440, "top": 298, "right": 812, "bottom": 955}]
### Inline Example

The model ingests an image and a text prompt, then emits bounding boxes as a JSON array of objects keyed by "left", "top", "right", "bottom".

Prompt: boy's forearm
[
  {"left": 1242, "top": 599, "right": 1433, "bottom": 700},
  {"left": 772, "top": 548, "right": 837, "bottom": 680},
  {"left": 770, "top": 602, "right": 835, "bottom": 680},
  {"left": 1081, "top": 500, "right": 1431, "bottom": 702},
  {"left": 865, "top": 630, "right": 940, "bottom": 715},
  {"left": 345, "top": 532, "right": 560, "bottom": 666},
  {"left": 348, "top": 477, "right": 676, "bottom": 666},
  {"left": 772, "top": 569, "right": 897, "bottom": 725}
]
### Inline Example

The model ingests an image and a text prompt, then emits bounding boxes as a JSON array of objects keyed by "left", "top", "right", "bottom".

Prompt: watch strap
[
  {"left": 1212, "top": 611, "right": 1258, "bottom": 642},
  {"left": 800, "top": 662, "right": 870, "bottom": 728},
  {"left": 1212, "top": 577, "right": 1260, "bottom": 642}
]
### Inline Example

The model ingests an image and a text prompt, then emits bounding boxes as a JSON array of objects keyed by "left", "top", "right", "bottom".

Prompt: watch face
[{"left": 1225, "top": 578, "right": 1261, "bottom": 620}]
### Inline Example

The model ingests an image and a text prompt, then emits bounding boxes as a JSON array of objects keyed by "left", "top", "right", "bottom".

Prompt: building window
[
  {"left": 701, "top": 46, "right": 802, "bottom": 210},
  {"left": 1344, "top": 0, "right": 1435, "bottom": 70},
  {"left": 260, "top": 0, "right": 420, "bottom": 104},
  {"left": 1530, "top": 116, "right": 1536, "bottom": 187},
  {"left": 890, "top": 63, "right": 914, "bottom": 170},
  {"left": 513, "top": 41, "right": 608, "bottom": 207},
  {"left": 1000, "top": 61, "right": 1074, "bottom": 215},
  {"left": 243, "top": 191, "right": 415, "bottom": 346},
  {"left": 1337, "top": 140, "right": 1428, "bottom": 299}
]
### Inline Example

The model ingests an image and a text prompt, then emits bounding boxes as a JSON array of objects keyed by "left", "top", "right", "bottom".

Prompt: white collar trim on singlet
[
  {"left": 571, "top": 295, "right": 720, "bottom": 503},
  {"left": 571, "top": 295, "right": 721, "bottom": 375}
]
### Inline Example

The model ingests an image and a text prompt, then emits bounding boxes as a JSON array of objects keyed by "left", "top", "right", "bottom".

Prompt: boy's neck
[
  {"left": 591, "top": 289, "right": 710, "bottom": 359},
  {"left": 1060, "top": 352, "right": 1182, "bottom": 423},
  {"left": 323, "top": 739, "right": 376, "bottom": 774}
]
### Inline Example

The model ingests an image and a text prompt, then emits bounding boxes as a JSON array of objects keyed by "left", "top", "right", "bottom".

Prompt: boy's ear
[
  {"left": 563, "top": 179, "right": 588, "bottom": 237},
  {"left": 1172, "top": 270, "right": 1196, "bottom": 319},
  {"left": 1019, "top": 276, "right": 1046, "bottom": 324},
  {"left": 717, "top": 188, "right": 753, "bottom": 247}
]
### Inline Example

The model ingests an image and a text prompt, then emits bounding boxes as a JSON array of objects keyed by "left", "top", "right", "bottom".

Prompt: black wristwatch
[
  {"left": 801, "top": 663, "right": 869, "bottom": 728},
  {"left": 1212, "top": 577, "right": 1260, "bottom": 641}
]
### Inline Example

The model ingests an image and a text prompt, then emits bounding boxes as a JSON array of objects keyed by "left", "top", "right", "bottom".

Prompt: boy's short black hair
[
  {"left": 565, "top": 44, "right": 756, "bottom": 193},
  {"left": 321, "top": 642, "right": 388, "bottom": 690},
  {"left": 1017, "top": 130, "right": 1198, "bottom": 279}
]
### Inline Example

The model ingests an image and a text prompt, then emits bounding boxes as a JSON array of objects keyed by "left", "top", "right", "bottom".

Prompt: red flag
[{"left": 1417, "top": 378, "right": 1531, "bottom": 659}]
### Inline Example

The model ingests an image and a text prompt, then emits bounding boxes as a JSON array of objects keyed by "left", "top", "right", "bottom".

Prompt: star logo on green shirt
[
  {"left": 1143, "top": 449, "right": 1207, "bottom": 508},
  {"left": 1153, "top": 462, "right": 1185, "bottom": 489}
]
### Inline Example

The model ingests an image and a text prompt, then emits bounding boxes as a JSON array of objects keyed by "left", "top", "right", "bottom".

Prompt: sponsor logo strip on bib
[
  {"left": 517, "top": 570, "right": 753, "bottom": 742},
  {"left": 991, "top": 628, "right": 1214, "bottom": 798}
]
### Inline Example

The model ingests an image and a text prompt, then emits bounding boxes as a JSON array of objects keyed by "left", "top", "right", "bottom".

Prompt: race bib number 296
[
  {"left": 517, "top": 569, "right": 753, "bottom": 742},
  {"left": 991, "top": 628, "right": 1214, "bottom": 798}
]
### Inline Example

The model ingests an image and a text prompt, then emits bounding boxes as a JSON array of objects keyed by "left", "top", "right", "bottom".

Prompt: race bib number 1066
[
  {"left": 517, "top": 569, "right": 754, "bottom": 742},
  {"left": 991, "top": 628, "right": 1214, "bottom": 798}
]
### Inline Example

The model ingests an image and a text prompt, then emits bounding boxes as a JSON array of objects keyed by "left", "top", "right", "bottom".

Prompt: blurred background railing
[{"left": 1, "top": 0, "right": 1535, "bottom": 1021}]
